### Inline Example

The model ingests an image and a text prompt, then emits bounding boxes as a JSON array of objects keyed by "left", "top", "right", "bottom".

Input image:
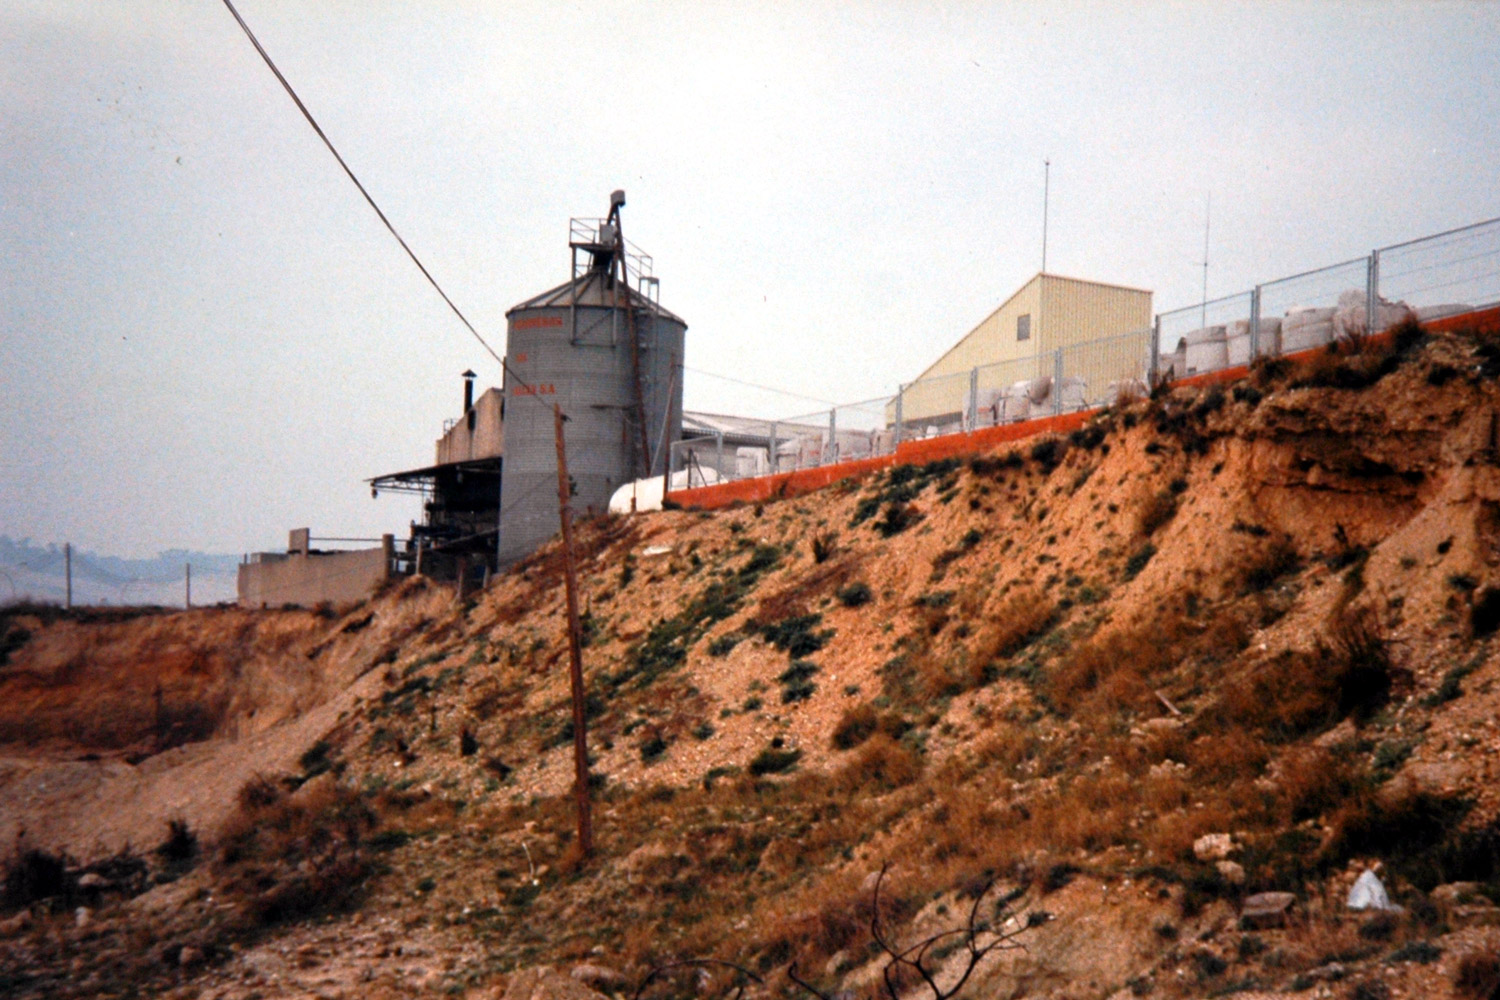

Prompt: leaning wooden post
[{"left": 553, "top": 403, "right": 593, "bottom": 857}]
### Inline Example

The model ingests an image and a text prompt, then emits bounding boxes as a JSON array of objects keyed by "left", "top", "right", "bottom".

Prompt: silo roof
[{"left": 506, "top": 270, "right": 686, "bottom": 325}]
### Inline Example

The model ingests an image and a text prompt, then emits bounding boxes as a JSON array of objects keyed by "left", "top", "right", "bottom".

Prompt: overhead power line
[
  {"left": 218, "top": 0, "right": 542, "bottom": 397},
  {"left": 682, "top": 366, "right": 840, "bottom": 407}
]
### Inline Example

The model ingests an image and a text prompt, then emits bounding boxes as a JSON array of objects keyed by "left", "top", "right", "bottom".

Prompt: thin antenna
[
  {"left": 1041, "top": 157, "right": 1051, "bottom": 274},
  {"left": 1201, "top": 191, "right": 1211, "bottom": 328}
]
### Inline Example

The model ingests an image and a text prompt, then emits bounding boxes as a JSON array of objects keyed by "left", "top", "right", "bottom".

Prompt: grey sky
[{"left": 2, "top": 1, "right": 1497, "bottom": 557}]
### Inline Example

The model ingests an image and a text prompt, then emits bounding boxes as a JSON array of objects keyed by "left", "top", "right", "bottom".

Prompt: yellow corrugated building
[{"left": 895, "top": 273, "right": 1153, "bottom": 427}]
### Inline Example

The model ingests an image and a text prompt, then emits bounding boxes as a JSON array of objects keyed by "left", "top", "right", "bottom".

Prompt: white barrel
[{"left": 1184, "top": 325, "right": 1228, "bottom": 373}]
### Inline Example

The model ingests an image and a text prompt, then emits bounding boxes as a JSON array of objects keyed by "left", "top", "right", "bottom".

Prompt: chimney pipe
[{"left": 462, "top": 369, "right": 476, "bottom": 413}]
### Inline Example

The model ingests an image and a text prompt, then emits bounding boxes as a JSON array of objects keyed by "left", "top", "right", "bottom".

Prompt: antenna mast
[
  {"left": 1041, "top": 157, "right": 1051, "bottom": 274},
  {"left": 1200, "top": 191, "right": 1211, "bottom": 328}
]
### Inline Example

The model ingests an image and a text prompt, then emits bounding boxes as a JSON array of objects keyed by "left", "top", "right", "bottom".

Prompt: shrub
[
  {"left": 876, "top": 502, "right": 921, "bottom": 537},
  {"left": 969, "top": 451, "right": 1025, "bottom": 476},
  {"left": 811, "top": 532, "right": 837, "bottom": 564},
  {"left": 1030, "top": 436, "right": 1066, "bottom": 472},
  {"left": 831, "top": 703, "right": 879, "bottom": 750},
  {"left": 837, "top": 582, "right": 873, "bottom": 607},
  {"left": 748, "top": 746, "right": 802, "bottom": 776},
  {"left": 217, "top": 779, "right": 377, "bottom": 926},
  {"left": 1137, "top": 491, "right": 1178, "bottom": 536},
  {"left": 707, "top": 634, "right": 743, "bottom": 657},
  {"left": 639, "top": 733, "right": 669, "bottom": 763},
  {"left": 1473, "top": 587, "right": 1500, "bottom": 638},
  {"left": 835, "top": 734, "right": 921, "bottom": 790},
  {"left": 156, "top": 817, "right": 199, "bottom": 866},
  {"left": 779, "top": 660, "right": 820, "bottom": 703},
  {"left": 2, "top": 847, "right": 72, "bottom": 909},
  {"left": 1423, "top": 659, "right": 1479, "bottom": 708},
  {"left": 1241, "top": 537, "right": 1299, "bottom": 592},
  {"left": 754, "top": 614, "right": 832, "bottom": 657},
  {"left": 969, "top": 589, "right": 1055, "bottom": 671},
  {"left": 1387, "top": 941, "right": 1443, "bottom": 965},
  {"left": 299, "top": 740, "right": 335, "bottom": 778},
  {"left": 1326, "top": 607, "right": 1397, "bottom": 723},
  {"left": 1454, "top": 949, "right": 1500, "bottom": 998},
  {"left": 1124, "top": 543, "right": 1157, "bottom": 580}
]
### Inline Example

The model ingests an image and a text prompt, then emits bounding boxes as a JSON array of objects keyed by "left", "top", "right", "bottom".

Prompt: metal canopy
[{"left": 368, "top": 456, "right": 501, "bottom": 495}]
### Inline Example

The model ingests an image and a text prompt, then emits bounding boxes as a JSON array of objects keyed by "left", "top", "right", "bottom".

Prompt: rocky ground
[{"left": 5, "top": 323, "right": 1500, "bottom": 999}]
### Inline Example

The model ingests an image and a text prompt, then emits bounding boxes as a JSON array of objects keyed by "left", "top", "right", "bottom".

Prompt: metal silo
[{"left": 498, "top": 191, "right": 686, "bottom": 564}]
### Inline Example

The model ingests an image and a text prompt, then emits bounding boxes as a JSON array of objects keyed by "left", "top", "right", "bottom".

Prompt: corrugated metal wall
[
  {"left": 1037, "top": 277, "right": 1153, "bottom": 402},
  {"left": 498, "top": 301, "right": 685, "bottom": 565},
  {"left": 896, "top": 275, "right": 1150, "bottom": 425}
]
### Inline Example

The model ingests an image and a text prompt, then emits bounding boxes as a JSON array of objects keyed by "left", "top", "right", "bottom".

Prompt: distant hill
[{"left": 0, "top": 536, "right": 239, "bottom": 606}]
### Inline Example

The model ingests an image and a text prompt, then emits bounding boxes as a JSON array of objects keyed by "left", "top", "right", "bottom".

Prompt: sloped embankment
[{"left": 5, "top": 323, "right": 1500, "bottom": 1000}]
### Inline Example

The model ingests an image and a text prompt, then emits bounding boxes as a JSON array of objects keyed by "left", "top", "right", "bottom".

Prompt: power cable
[
  {"left": 682, "top": 365, "right": 841, "bottom": 407},
  {"left": 217, "top": 0, "right": 547, "bottom": 401}
]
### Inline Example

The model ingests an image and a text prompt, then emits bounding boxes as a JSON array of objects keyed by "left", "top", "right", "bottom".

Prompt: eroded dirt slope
[{"left": 5, "top": 324, "right": 1500, "bottom": 1000}]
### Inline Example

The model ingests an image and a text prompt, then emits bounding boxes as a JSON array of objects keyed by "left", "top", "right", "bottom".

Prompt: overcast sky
[{"left": 3, "top": 1, "right": 1498, "bottom": 558}]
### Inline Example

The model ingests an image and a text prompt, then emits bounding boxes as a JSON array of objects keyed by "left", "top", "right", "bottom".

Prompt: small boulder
[
  {"left": 76, "top": 872, "right": 111, "bottom": 892},
  {"left": 1431, "top": 882, "right": 1482, "bottom": 907},
  {"left": 501, "top": 966, "right": 611, "bottom": 1000},
  {"left": 570, "top": 964, "right": 627, "bottom": 992},
  {"left": 1381, "top": 761, "right": 1465, "bottom": 805},
  {"left": 0, "top": 911, "right": 33, "bottom": 937},
  {"left": 1315, "top": 718, "right": 1358, "bottom": 749},
  {"left": 1193, "top": 833, "right": 1235, "bottom": 862},
  {"left": 1215, "top": 860, "right": 1246, "bottom": 886},
  {"left": 74, "top": 906, "right": 92, "bottom": 929},
  {"left": 1240, "top": 892, "right": 1296, "bottom": 928},
  {"left": 1450, "top": 904, "right": 1500, "bottom": 928}
]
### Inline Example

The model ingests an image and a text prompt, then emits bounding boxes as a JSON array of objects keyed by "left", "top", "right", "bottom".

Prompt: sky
[{"left": 2, "top": 1, "right": 1498, "bottom": 558}]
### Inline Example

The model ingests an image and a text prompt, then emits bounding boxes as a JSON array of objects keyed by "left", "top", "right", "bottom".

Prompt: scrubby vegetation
[{"left": 5, "top": 321, "right": 1500, "bottom": 999}]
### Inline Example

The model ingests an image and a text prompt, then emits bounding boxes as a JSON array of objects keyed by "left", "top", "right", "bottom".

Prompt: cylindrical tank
[{"left": 498, "top": 269, "right": 686, "bottom": 565}]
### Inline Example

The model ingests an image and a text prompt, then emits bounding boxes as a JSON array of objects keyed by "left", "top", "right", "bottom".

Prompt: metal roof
[
  {"left": 367, "top": 455, "right": 501, "bottom": 492},
  {"left": 505, "top": 269, "right": 686, "bottom": 325}
]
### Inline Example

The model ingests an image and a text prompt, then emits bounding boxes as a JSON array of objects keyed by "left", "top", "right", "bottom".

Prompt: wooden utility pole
[
  {"left": 553, "top": 403, "right": 593, "bottom": 857},
  {"left": 185, "top": 563, "right": 192, "bottom": 609},
  {"left": 64, "top": 543, "right": 72, "bottom": 610}
]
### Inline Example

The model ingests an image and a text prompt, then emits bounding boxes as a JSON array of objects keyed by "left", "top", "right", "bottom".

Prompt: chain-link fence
[
  {"left": 670, "top": 216, "right": 1500, "bottom": 491},
  {"left": 1377, "top": 217, "right": 1500, "bottom": 322}
]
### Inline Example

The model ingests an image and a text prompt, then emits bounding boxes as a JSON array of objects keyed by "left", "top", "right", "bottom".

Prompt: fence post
[
  {"left": 967, "top": 367, "right": 978, "bottom": 431},
  {"left": 769, "top": 421, "right": 779, "bottom": 475},
  {"left": 1366, "top": 250, "right": 1381, "bottom": 335},
  {"left": 1149, "top": 316, "right": 1161, "bottom": 386},
  {"left": 715, "top": 431, "right": 724, "bottom": 483},
  {"left": 64, "top": 542, "right": 72, "bottom": 610},
  {"left": 1052, "top": 349, "right": 1064, "bottom": 416},
  {"left": 827, "top": 408, "right": 837, "bottom": 465},
  {"left": 894, "top": 387, "right": 904, "bottom": 446},
  {"left": 1249, "top": 287, "right": 1261, "bottom": 360}
]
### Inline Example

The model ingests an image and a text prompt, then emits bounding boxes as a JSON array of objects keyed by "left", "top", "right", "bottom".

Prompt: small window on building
[{"left": 1017, "top": 313, "right": 1031, "bottom": 341}]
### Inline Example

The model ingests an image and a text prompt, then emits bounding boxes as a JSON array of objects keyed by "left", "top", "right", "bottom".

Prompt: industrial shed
[{"left": 897, "top": 273, "right": 1152, "bottom": 428}]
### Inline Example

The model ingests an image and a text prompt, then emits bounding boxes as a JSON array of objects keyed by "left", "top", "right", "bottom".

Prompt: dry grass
[
  {"left": 216, "top": 777, "right": 378, "bottom": 927},
  {"left": 832, "top": 735, "right": 923, "bottom": 792},
  {"left": 1045, "top": 614, "right": 1187, "bottom": 718},
  {"left": 969, "top": 588, "right": 1056, "bottom": 669},
  {"left": 1136, "top": 490, "right": 1179, "bottom": 537}
]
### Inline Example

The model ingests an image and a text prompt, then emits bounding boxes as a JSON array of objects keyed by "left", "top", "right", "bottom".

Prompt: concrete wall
[
  {"left": 238, "top": 537, "right": 393, "bottom": 609},
  {"left": 435, "top": 387, "right": 505, "bottom": 466}
]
